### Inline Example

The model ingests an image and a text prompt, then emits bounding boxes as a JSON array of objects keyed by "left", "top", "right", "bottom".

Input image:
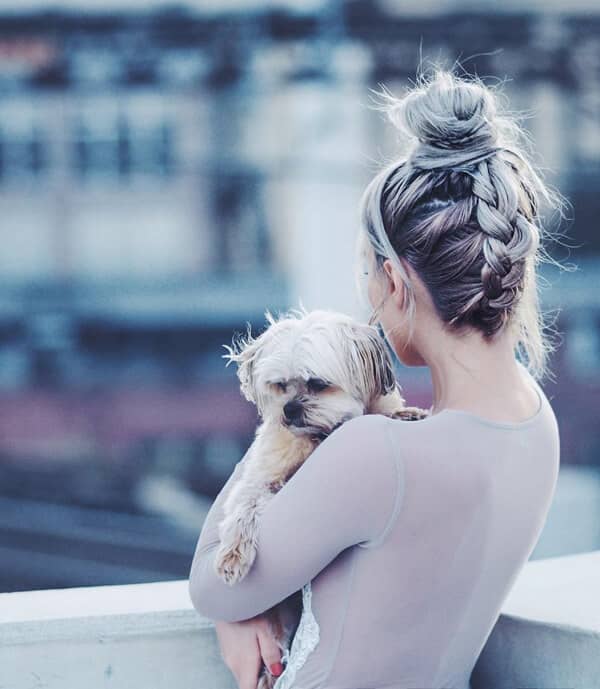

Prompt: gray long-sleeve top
[{"left": 188, "top": 366, "right": 560, "bottom": 689}]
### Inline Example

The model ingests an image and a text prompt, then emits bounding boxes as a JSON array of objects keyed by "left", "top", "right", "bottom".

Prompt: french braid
[
  {"left": 357, "top": 70, "right": 558, "bottom": 379},
  {"left": 455, "top": 154, "right": 540, "bottom": 336}
]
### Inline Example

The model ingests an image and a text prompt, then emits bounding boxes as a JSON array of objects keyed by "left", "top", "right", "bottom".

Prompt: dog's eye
[
  {"left": 274, "top": 381, "right": 287, "bottom": 392},
  {"left": 307, "top": 378, "right": 329, "bottom": 393}
]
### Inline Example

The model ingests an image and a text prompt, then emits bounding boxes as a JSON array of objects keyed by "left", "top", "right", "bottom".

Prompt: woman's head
[{"left": 356, "top": 69, "right": 558, "bottom": 379}]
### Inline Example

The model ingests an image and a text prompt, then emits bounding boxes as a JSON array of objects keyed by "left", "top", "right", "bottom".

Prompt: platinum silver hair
[{"left": 355, "top": 69, "right": 561, "bottom": 379}]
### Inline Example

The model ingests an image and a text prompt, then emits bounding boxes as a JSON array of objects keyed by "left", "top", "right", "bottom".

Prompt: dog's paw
[
  {"left": 390, "top": 406, "right": 429, "bottom": 421},
  {"left": 214, "top": 544, "right": 254, "bottom": 585}
]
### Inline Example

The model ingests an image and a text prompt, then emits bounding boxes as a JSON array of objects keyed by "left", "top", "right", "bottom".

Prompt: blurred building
[{"left": 0, "top": 0, "right": 598, "bottom": 521}]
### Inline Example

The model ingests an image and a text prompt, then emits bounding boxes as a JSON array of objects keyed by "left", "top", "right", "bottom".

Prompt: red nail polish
[{"left": 270, "top": 662, "right": 283, "bottom": 676}]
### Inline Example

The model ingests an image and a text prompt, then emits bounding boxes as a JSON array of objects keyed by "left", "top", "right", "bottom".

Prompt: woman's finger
[{"left": 256, "top": 617, "right": 284, "bottom": 678}]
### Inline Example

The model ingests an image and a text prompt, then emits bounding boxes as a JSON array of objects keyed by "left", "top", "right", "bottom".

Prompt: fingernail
[{"left": 270, "top": 662, "right": 283, "bottom": 676}]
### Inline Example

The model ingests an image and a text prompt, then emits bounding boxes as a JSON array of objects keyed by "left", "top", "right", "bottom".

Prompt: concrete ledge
[
  {"left": 0, "top": 550, "right": 598, "bottom": 689},
  {"left": 472, "top": 550, "right": 600, "bottom": 689},
  {"left": 0, "top": 579, "right": 236, "bottom": 689}
]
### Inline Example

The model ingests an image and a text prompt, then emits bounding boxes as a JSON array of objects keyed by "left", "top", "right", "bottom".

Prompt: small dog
[{"left": 214, "top": 306, "right": 426, "bottom": 687}]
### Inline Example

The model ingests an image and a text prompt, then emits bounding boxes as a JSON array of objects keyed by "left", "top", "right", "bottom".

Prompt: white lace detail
[{"left": 273, "top": 581, "right": 320, "bottom": 689}]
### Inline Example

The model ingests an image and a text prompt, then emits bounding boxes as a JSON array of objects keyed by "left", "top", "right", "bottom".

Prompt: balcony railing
[{"left": 1, "top": 550, "right": 598, "bottom": 689}]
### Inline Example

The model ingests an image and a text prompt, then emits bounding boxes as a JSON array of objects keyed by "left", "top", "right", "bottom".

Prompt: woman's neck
[{"left": 419, "top": 326, "right": 539, "bottom": 422}]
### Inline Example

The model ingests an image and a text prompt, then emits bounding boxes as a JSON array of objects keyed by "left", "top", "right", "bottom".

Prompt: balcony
[{"left": 1, "top": 549, "right": 598, "bottom": 689}]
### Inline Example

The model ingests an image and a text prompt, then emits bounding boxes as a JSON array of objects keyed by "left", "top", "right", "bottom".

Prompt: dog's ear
[
  {"left": 346, "top": 322, "right": 398, "bottom": 401},
  {"left": 222, "top": 326, "right": 267, "bottom": 407}
]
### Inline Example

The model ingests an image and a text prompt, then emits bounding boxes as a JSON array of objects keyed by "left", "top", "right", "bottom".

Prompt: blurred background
[{"left": 0, "top": 0, "right": 598, "bottom": 593}]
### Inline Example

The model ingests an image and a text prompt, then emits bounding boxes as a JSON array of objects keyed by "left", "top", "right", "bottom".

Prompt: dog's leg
[
  {"left": 389, "top": 406, "right": 429, "bottom": 421},
  {"left": 214, "top": 425, "right": 311, "bottom": 586},
  {"left": 368, "top": 388, "right": 407, "bottom": 416},
  {"left": 214, "top": 480, "right": 272, "bottom": 585},
  {"left": 257, "top": 668, "right": 278, "bottom": 689},
  {"left": 369, "top": 389, "right": 428, "bottom": 421}
]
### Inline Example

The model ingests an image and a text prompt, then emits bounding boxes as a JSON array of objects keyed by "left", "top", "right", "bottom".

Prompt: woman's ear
[{"left": 382, "top": 257, "right": 411, "bottom": 311}]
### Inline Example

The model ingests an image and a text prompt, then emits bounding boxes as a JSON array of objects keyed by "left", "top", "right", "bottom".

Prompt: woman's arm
[{"left": 188, "top": 413, "right": 402, "bottom": 623}]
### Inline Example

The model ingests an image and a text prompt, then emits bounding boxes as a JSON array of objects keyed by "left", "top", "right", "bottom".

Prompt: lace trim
[{"left": 273, "top": 580, "right": 320, "bottom": 689}]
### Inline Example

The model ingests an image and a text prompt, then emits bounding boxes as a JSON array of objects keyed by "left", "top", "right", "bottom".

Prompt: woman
[{"left": 188, "top": 70, "right": 561, "bottom": 689}]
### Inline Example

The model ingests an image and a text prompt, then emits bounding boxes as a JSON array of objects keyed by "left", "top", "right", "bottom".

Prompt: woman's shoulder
[
  {"left": 328, "top": 412, "right": 396, "bottom": 451},
  {"left": 343, "top": 412, "right": 445, "bottom": 465},
  {"left": 322, "top": 413, "right": 400, "bottom": 475}
]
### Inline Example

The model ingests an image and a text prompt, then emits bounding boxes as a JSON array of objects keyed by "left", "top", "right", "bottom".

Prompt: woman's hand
[{"left": 214, "top": 613, "right": 284, "bottom": 689}]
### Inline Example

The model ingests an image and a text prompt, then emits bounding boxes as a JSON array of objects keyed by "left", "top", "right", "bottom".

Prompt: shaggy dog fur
[{"left": 214, "top": 307, "right": 426, "bottom": 687}]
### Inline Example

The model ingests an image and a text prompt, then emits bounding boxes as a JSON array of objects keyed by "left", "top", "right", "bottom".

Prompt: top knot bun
[{"left": 382, "top": 71, "right": 504, "bottom": 161}]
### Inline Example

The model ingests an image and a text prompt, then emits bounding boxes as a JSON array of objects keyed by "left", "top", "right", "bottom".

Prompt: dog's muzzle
[{"left": 283, "top": 400, "right": 304, "bottom": 425}]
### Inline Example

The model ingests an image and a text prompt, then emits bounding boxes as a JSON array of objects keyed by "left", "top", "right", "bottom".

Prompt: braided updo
[{"left": 357, "top": 70, "right": 557, "bottom": 379}]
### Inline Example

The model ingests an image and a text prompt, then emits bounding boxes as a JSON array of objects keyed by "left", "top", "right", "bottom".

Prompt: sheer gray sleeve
[{"left": 188, "top": 414, "right": 402, "bottom": 623}]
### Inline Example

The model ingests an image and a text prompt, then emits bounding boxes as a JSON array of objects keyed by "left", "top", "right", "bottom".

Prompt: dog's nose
[{"left": 283, "top": 400, "right": 303, "bottom": 422}]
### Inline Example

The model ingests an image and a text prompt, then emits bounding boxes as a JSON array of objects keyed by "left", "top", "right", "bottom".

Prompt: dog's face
[{"left": 223, "top": 307, "right": 399, "bottom": 440}]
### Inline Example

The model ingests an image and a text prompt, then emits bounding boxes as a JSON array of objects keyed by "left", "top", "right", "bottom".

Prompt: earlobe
[
  {"left": 383, "top": 258, "right": 409, "bottom": 312},
  {"left": 382, "top": 259, "right": 396, "bottom": 293}
]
